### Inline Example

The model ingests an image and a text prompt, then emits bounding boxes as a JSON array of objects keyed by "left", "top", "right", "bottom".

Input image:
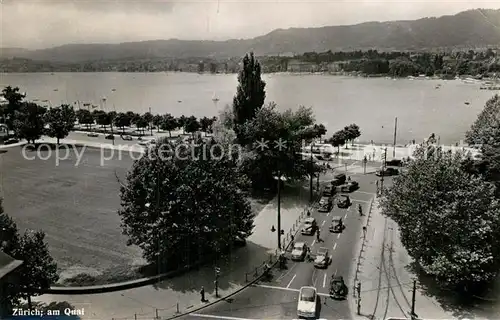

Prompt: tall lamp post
[{"left": 273, "top": 173, "right": 287, "bottom": 250}]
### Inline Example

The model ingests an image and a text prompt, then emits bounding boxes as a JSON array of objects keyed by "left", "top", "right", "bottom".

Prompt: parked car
[
  {"left": 376, "top": 167, "right": 399, "bottom": 176},
  {"left": 4, "top": 138, "right": 19, "bottom": 145},
  {"left": 87, "top": 133, "right": 98, "bottom": 137},
  {"left": 233, "top": 231, "right": 246, "bottom": 247},
  {"left": 322, "top": 185, "right": 335, "bottom": 197},
  {"left": 314, "top": 247, "right": 331, "bottom": 268},
  {"left": 337, "top": 195, "right": 351, "bottom": 208},
  {"left": 318, "top": 196, "right": 333, "bottom": 212},
  {"left": 386, "top": 159, "right": 402, "bottom": 167},
  {"left": 105, "top": 134, "right": 115, "bottom": 140},
  {"left": 340, "top": 181, "right": 359, "bottom": 193},
  {"left": 121, "top": 135, "right": 133, "bottom": 141},
  {"left": 301, "top": 218, "right": 317, "bottom": 235},
  {"left": 290, "top": 242, "right": 308, "bottom": 261},
  {"left": 331, "top": 173, "right": 347, "bottom": 186},
  {"left": 297, "top": 286, "right": 317, "bottom": 319}
]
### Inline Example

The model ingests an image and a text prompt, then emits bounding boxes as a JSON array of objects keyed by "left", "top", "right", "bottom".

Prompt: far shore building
[{"left": 0, "top": 251, "right": 23, "bottom": 317}]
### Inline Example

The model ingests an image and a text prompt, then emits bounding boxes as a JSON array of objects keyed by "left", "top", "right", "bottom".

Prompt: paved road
[{"left": 177, "top": 170, "right": 378, "bottom": 320}]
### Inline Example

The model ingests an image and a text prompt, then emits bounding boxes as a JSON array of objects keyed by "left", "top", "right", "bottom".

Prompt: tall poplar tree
[{"left": 232, "top": 52, "right": 266, "bottom": 144}]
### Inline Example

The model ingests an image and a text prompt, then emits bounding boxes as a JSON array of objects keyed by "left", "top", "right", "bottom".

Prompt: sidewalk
[
  {"left": 32, "top": 184, "right": 311, "bottom": 320},
  {"left": 351, "top": 198, "right": 496, "bottom": 320}
]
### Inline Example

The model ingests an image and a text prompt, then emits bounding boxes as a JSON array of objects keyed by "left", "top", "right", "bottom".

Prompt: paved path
[
  {"left": 178, "top": 171, "right": 378, "bottom": 320},
  {"left": 351, "top": 191, "right": 498, "bottom": 320}
]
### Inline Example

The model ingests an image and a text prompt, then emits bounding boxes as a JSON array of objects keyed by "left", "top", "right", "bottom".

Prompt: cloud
[{"left": 1, "top": 0, "right": 499, "bottom": 49}]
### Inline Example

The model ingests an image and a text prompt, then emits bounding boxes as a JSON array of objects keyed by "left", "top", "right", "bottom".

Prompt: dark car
[
  {"left": 233, "top": 231, "right": 247, "bottom": 247},
  {"left": 4, "top": 138, "right": 19, "bottom": 145},
  {"left": 386, "top": 159, "right": 402, "bottom": 167},
  {"left": 337, "top": 195, "right": 351, "bottom": 208},
  {"left": 318, "top": 196, "right": 333, "bottom": 212},
  {"left": 330, "top": 275, "right": 348, "bottom": 300},
  {"left": 376, "top": 167, "right": 399, "bottom": 177},
  {"left": 322, "top": 185, "right": 335, "bottom": 197},
  {"left": 121, "top": 135, "right": 133, "bottom": 141},
  {"left": 105, "top": 134, "right": 115, "bottom": 140},
  {"left": 329, "top": 217, "right": 344, "bottom": 233},
  {"left": 331, "top": 173, "right": 347, "bottom": 186},
  {"left": 340, "top": 181, "right": 359, "bottom": 193}
]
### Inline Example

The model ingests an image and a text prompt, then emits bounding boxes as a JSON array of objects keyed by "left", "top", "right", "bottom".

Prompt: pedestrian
[
  {"left": 290, "top": 234, "right": 294, "bottom": 247},
  {"left": 316, "top": 229, "right": 321, "bottom": 242},
  {"left": 307, "top": 210, "right": 311, "bottom": 217},
  {"left": 200, "top": 286, "right": 206, "bottom": 302},
  {"left": 347, "top": 176, "right": 351, "bottom": 181}
]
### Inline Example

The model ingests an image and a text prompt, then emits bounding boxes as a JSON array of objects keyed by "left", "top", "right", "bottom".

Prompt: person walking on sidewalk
[
  {"left": 316, "top": 229, "right": 321, "bottom": 242},
  {"left": 200, "top": 286, "right": 206, "bottom": 302},
  {"left": 358, "top": 204, "right": 363, "bottom": 216}
]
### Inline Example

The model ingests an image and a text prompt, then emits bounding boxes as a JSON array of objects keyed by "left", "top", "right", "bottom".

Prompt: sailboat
[{"left": 212, "top": 92, "right": 219, "bottom": 102}]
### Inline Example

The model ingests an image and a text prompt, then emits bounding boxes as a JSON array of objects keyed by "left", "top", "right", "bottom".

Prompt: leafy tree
[
  {"left": 1, "top": 86, "right": 25, "bottom": 130},
  {"left": 118, "top": 139, "right": 254, "bottom": 270},
  {"left": 465, "top": 95, "right": 500, "bottom": 146},
  {"left": 13, "top": 103, "right": 46, "bottom": 143},
  {"left": 114, "top": 112, "right": 131, "bottom": 133},
  {"left": 199, "top": 117, "right": 212, "bottom": 136},
  {"left": 327, "top": 130, "right": 347, "bottom": 154},
  {"left": 184, "top": 116, "right": 200, "bottom": 136},
  {"left": 44, "top": 105, "right": 76, "bottom": 144},
  {"left": 160, "top": 114, "right": 178, "bottom": 137},
  {"left": 344, "top": 124, "right": 361, "bottom": 146},
  {"left": 152, "top": 114, "right": 162, "bottom": 132},
  {"left": 233, "top": 52, "right": 266, "bottom": 144},
  {"left": 126, "top": 111, "right": 139, "bottom": 124},
  {"left": 135, "top": 116, "right": 148, "bottom": 135},
  {"left": 76, "top": 109, "right": 94, "bottom": 130},
  {"left": 240, "top": 103, "right": 323, "bottom": 189},
  {"left": 177, "top": 115, "right": 187, "bottom": 134},
  {"left": 143, "top": 112, "right": 153, "bottom": 130},
  {"left": 16, "top": 230, "right": 59, "bottom": 309},
  {"left": 380, "top": 144, "right": 500, "bottom": 292},
  {"left": 0, "top": 200, "right": 58, "bottom": 314}
]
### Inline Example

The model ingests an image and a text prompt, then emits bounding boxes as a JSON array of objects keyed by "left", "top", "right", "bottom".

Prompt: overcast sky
[{"left": 1, "top": 0, "right": 499, "bottom": 49}]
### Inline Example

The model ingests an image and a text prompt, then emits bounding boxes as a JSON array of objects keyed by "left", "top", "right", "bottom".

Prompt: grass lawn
[{"left": 0, "top": 145, "right": 273, "bottom": 286}]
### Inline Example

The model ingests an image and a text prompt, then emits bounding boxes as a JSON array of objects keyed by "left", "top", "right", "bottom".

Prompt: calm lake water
[{"left": 0, "top": 72, "right": 497, "bottom": 144}]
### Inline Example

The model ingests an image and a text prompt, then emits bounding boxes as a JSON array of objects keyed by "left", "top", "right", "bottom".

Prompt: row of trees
[
  {"left": 1, "top": 86, "right": 219, "bottom": 143},
  {"left": 325, "top": 124, "right": 361, "bottom": 153},
  {"left": 381, "top": 94, "right": 500, "bottom": 293},
  {"left": 75, "top": 108, "right": 217, "bottom": 137},
  {"left": 118, "top": 52, "right": 335, "bottom": 272},
  {"left": 1, "top": 199, "right": 59, "bottom": 316}
]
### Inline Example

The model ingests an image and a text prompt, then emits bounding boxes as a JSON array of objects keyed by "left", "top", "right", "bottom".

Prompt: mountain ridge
[{"left": 1, "top": 8, "right": 499, "bottom": 62}]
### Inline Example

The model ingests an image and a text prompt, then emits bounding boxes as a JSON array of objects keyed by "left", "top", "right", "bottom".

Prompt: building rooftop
[{"left": 0, "top": 250, "right": 23, "bottom": 280}]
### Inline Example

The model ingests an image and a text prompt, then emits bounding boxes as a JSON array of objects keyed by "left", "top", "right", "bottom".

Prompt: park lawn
[{"left": 0, "top": 145, "right": 272, "bottom": 286}]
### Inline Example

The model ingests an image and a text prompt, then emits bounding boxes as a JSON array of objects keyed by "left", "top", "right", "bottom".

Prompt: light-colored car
[
  {"left": 314, "top": 247, "right": 331, "bottom": 268},
  {"left": 301, "top": 217, "right": 317, "bottom": 235},
  {"left": 121, "top": 135, "right": 133, "bottom": 141},
  {"left": 290, "top": 242, "right": 307, "bottom": 261},
  {"left": 297, "top": 286, "right": 317, "bottom": 318}
]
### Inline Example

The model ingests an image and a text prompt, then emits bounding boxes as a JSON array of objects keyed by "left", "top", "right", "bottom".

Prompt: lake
[{"left": 0, "top": 72, "right": 497, "bottom": 144}]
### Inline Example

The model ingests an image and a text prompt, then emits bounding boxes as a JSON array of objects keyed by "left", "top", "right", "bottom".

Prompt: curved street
[{"left": 177, "top": 169, "right": 378, "bottom": 320}]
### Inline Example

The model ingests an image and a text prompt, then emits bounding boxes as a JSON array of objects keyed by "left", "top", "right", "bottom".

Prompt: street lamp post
[
  {"left": 309, "top": 143, "right": 313, "bottom": 202},
  {"left": 273, "top": 173, "right": 286, "bottom": 250}
]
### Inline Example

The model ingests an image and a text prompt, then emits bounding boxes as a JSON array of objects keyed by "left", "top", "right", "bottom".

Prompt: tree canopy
[
  {"left": 13, "top": 102, "right": 46, "bottom": 143},
  {"left": 380, "top": 144, "right": 500, "bottom": 291},
  {"left": 118, "top": 139, "right": 254, "bottom": 270},
  {"left": 465, "top": 95, "right": 500, "bottom": 146},
  {"left": 239, "top": 103, "right": 323, "bottom": 188},
  {"left": 0, "top": 199, "right": 58, "bottom": 315},
  {"left": 44, "top": 104, "right": 76, "bottom": 144},
  {"left": 233, "top": 52, "right": 266, "bottom": 144}
]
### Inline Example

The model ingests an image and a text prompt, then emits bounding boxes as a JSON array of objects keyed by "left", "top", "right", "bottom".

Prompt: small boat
[
  {"left": 464, "top": 102, "right": 470, "bottom": 105},
  {"left": 177, "top": 100, "right": 182, "bottom": 103},
  {"left": 212, "top": 92, "right": 219, "bottom": 102},
  {"left": 111, "top": 89, "right": 116, "bottom": 92},
  {"left": 53, "top": 89, "right": 58, "bottom": 91}
]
